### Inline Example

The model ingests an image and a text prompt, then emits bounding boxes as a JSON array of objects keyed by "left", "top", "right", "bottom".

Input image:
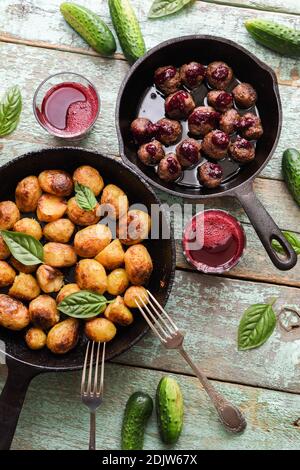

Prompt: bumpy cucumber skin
[
  {"left": 108, "top": 0, "right": 146, "bottom": 63},
  {"left": 121, "top": 392, "right": 153, "bottom": 450},
  {"left": 282, "top": 148, "right": 300, "bottom": 207},
  {"left": 245, "top": 19, "right": 300, "bottom": 57},
  {"left": 156, "top": 376, "right": 184, "bottom": 445},
  {"left": 60, "top": 3, "right": 116, "bottom": 55}
]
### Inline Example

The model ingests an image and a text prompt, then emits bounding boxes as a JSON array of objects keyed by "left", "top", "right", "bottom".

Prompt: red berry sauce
[
  {"left": 216, "top": 92, "right": 233, "bottom": 109},
  {"left": 211, "top": 65, "right": 229, "bottom": 81},
  {"left": 212, "top": 131, "right": 229, "bottom": 149},
  {"left": 145, "top": 143, "right": 158, "bottom": 157},
  {"left": 208, "top": 163, "right": 223, "bottom": 179},
  {"left": 167, "top": 156, "right": 179, "bottom": 174},
  {"left": 189, "top": 109, "right": 220, "bottom": 126},
  {"left": 235, "top": 137, "right": 252, "bottom": 149},
  {"left": 155, "top": 66, "right": 177, "bottom": 86},
  {"left": 179, "top": 141, "right": 199, "bottom": 164},
  {"left": 166, "top": 91, "right": 188, "bottom": 114},
  {"left": 185, "top": 63, "right": 206, "bottom": 87}
]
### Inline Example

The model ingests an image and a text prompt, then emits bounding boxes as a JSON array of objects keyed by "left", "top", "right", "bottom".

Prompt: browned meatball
[
  {"left": 202, "top": 130, "right": 230, "bottom": 160},
  {"left": 188, "top": 106, "right": 220, "bottom": 136},
  {"left": 219, "top": 109, "right": 241, "bottom": 134},
  {"left": 176, "top": 138, "right": 201, "bottom": 168},
  {"left": 207, "top": 90, "right": 233, "bottom": 112},
  {"left": 154, "top": 65, "right": 181, "bottom": 95},
  {"left": 130, "top": 117, "right": 157, "bottom": 144},
  {"left": 137, "top": 140, "right": 165, "bottom": 166},
  {"left": 206, "top": 61, "right": 233, "bottom": 90},
  {"left": 180, "top": 62, "right": 206, "bottom": 89},
  {"left": 239, "top": 113, "right": 263, "bottom": 140},
  {"left": 232, "top": 83, "right": 257, "bottom": 109},
  {"left": 157, "top": 154, "right": 182, "bottom": 182},
  {"left": 156, "top": 118, "right": 182, "bottom": 145},
  {"left": 165, "top": 90, "right": 195, "bottom": 119},
  {"left": 198, "top": 162, "right": 223, "bottom": 188},
  {"left": 229, "top": 137, "right": 255, "bottom": 163}
]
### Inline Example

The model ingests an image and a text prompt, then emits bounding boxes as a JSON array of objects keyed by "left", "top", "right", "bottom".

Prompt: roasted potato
[
  {"left": 36, "top": 265, "right": 64, "bottom": 293},
  {"left": 94, "top": 239, "right": 125, "bottom": 270},
  {"left": 118, "top": 209, "right": 151, "bottom": 245},
  {"left": 44, "top": 242, "right": 77, "bottom": 268},
  {"left": 38, "top": 170, "right": 73, "bottom": 197},
  {"left": 10, "top": 257, "right": 38, "bottom": 274},
  {"left": 73, "top": 165, "right": 104, "bottom": 196},
  {"left": 104, "top": 296, "right": 133, "bottom": 326},
  {"left": 0, "top": 201, "right": 20, "bottom": 229},
  {"left": 43, "top": 218, "right": 75, "bottom": 243},
  {"left": 29, "top": 295, "right": 59, "bottom": 330},
  {"left": 15, "top": 176, "right": 42, "bottom": 212},
  {"left": 124, "top": 286, "right": 149, "bottom": 308},
  {"left": 0, "top": 261, "right": 16, "bottom": 287},
  {"left": 56, "top": 283, "right": 80, "bottom": 304},
  {"left": 37, "top": 194, "right": 67, "bottom": 223},
  {"left": 25, "top": 327, "right": 47, "bottom": 350},
  {"left": 0, "top": 235, "right": 10, "bottom": 260},
  {"left": 9, "top": 273, "right": 40, "bottom": 301},
  {"left": 67, "top": 197, "right": 100, "bottom": 226},
  {"left": 0, "top": 294, "right": 30, "bottom": 330},
  {"left": 84, "top": 317, "right": 116, "bottom": 342},
  {"left": 107, "top": 268, "right": 129, "bottom": 296},
  {"left": 124, "top": 244, "right": 153, "bottom": 285},
  {"left": 74, "top": 224, "right": 112, "bottom": 258},
  {"left": 75, "top": 259, "right": 107, "bottom": 294},
  {"left": 100, "top": 184, "right": 128, "bottom": 219},
  {"left": 46, "top": 318, "right": 79, "bottom": 354},
  {"left": 13, "top": 218, "right": 43, "bottom": 240}
]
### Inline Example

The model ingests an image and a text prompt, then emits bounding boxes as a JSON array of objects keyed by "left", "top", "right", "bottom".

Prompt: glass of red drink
[{"left": 33, "top": 72, "right": 100, "bottom": 140}]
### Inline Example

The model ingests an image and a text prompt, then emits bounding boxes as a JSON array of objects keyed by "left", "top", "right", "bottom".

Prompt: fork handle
[
  {"left": 89, "top": 411, "right": 96, "bottom": 450},
  {"left": 179, "top": 347, "right": 246, "bottom": 434}
]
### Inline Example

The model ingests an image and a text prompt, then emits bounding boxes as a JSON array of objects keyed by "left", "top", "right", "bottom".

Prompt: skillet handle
[
  {"left": 0, "top": 357, "right": 40, "bottom": 450},
  {"left": 235, "top": 182, "right": 297, "bottom": 271}
]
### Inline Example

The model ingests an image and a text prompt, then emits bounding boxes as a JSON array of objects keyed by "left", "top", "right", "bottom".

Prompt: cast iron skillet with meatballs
[{"left": 0, "top": 148, "right": 175, "bottom": 450}]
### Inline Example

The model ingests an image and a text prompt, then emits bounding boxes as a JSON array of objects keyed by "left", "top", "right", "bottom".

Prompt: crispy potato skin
[
  {"left": 43, "top": 219, "right": 75, "bottom": 243},
  {"left": 43, "top": 243, "right": 77, "bottom": 268},
  {"left": 124, "top": 244, "right": 153, "bottom": 285},
  {"left": 56, "top": 283, "right": 80, "bottom": 304},
  {"left": 29, "top": 295, "right": 59, "bottom": 330},
  {"left": 25, "top": 327, "right": 47, "bottom": 350},
  {"left": 84, "top": 317, "right": 116, "bottom": 342},
  {"left": 76, "top": 259, "right": 107, "bottom": 294},
  {"left": 119, "top": 210, "right": 151, "bottom": 245},
  {"left": 0, "top": 294, "right": 30, "bottom": 330},
  {"left": 94, "top": 239, "right": 125, "bottom": 270},
  {"left": 107, "top": 268, "right": 129, "bottom": 296},
  {"left": 47, "top": 318, "right": 79, "bottom": 354},
  {"left": 9, "top": 273, "right": 40, "bottom": 301},
  {"left": 104, "top": 296, "right": 133, "bottom": 326},
  {"left": 0, "top": 261, "right": 16, "bottom": 287},
  {"left": 73, "top": 166, "right": 104, "bottom": 196},
  {"left": 0, "top": 235, "right": 10, "bottom": 260},
  {"left": 38, "top": 170, "right": 73, "bottom": 197},
  {"left": 13, "top": 218, "right": 43, "bottom": 240},
  {"left": 36, "top": 265, "right": 64, "bottom": 293},
  {"left": 100, "top": 184, "right": 128, "bottom": 219},
  {"left": 124, "top": 286, "right": 149, "bottom": 308},
  {"left": 15, "top": 176, "right": 42, "bottom": 212},
  {"left": 37, "top": 194, "right": 67, "bottom": 222},
  {"left": 10, "top": 257, "right": 38, "bottom": 274},
  {"left": 0, "top": 201, "right": 20, "bottom": 230},
  {"left": 74, "top": 224, "right": 112, "bottom": 258},
  {"left": 67, "top": 197, "right": 100, "bottom": 226}
]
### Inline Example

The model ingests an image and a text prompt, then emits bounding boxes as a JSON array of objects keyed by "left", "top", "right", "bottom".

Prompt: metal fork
[
  {"left": 81, "top": 341, "right": 106, "bottom": 450},
  {"left": 136, "top": 290, "right": 247, "bottom": 434}
]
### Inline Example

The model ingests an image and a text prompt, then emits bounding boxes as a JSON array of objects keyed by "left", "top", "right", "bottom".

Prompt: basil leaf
[
  {"left": 58, "top": 290, "right": 111, "bottom": 318},
  {"left": 272, "top": 231, "right": 300, "bottom": 255},
  {"left": 75, "top": 182, "right": 97, "bottom": 211},
  {"left": 238, "top": 299, "right": 277, "bottom": 351},
  {"left": 0, "top": 86, "right": 22, "bottom": 137},
  {"left": 148, "top": 0, "right": 193, "bottom": 18},
  {"left": 1, "top": 230, "right": 43, "bottom": 265}
]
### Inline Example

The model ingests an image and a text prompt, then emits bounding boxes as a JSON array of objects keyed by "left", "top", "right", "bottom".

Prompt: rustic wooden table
[{"left": 0, "top": 0, "right": 299, "bottom": 450}]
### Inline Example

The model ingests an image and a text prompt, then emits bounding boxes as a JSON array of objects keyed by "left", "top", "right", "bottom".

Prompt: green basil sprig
[
  {"left": 1, "top": 230, "right": 43, "bottom": 266},
  {"left": 148, "top": 0, "right": 193, "bottom": 18},
  {"left": 0, "top": 86, "right": 22, "bottom": 137},
  {"left": 75, "top": 182, "right": 97, "bottom": 211},
  {"left": 238, "top": 298, "right": 277, "bottom": 351},
  {"left": 58, "top": 290, "right": 112, "bottom": 318},
  {"left": 272, "top": 231, "right": 300, "bottom": 255}
]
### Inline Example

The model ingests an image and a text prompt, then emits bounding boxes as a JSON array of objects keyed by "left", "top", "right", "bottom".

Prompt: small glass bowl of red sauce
[
  {"left": 182, "top": 209, "right": 246, "bottom": 274},
  {"left": 33, "top": 72, "right": 100, "bottom": 140}
]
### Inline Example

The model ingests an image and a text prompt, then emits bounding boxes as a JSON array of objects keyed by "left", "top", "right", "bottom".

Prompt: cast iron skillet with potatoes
[{"left": 0, "top": 148, "right": 175, "bottom": 450}]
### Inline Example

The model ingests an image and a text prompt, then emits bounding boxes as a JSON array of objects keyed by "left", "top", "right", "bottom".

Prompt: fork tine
[
  {"left": 147, "top": 290, "right": 178, "bottom": 331},
  {"left": 98, "top": 342, "right": 106, "bottom": 397},
  {"left": 136, "top": 299, "right": 167, "bottom": 343},
  {"left": 92, "top": 342, "right": 100, "bottom": 395},
  {"left": 137, "top": 295, "right": 171, "bottom": 338},
  {"left": 81, "top": 340, "right": 91, "bottom": 395},
  {"left": 87, "top": 341, "right": 95, "bottom": 395}
]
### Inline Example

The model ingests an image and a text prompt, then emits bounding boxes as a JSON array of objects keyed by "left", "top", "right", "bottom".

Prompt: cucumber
[
  {"left": 156, "top": 376, "right": 183, "bottom": 445},
  {"left": 121, "top": 391, "right": 153, "bottom": 450},
  {"left": 282, "top": 148, "right": 300, "bottom": 207},
  {"left": 108, "top": 0, "right": 146, "bottom": 63},
  {"left": 60, "top": 2, "right": 116, "bottom": 56},
  {"left": 245, "top": 19, "right": 300, "bottom": 58}
]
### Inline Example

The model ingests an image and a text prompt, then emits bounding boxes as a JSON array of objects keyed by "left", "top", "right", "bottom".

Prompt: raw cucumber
[
  {"left": 121, "top": 391, "right": 153, "bottom": 450},
  {"left": 156, "top": 376, "right": 183, "bottom": 444},
  {"left": 108, "top": 0, "right": 146, "bottom": 63},
  {"left": 282, "top": 148, "right": 300, "bottom": 207},
  {"left": 245, "top": 19, "right": 300, "bottom": 58},
  {"left": 60, "top": 2, "right": 116, "bottom": 56}
]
